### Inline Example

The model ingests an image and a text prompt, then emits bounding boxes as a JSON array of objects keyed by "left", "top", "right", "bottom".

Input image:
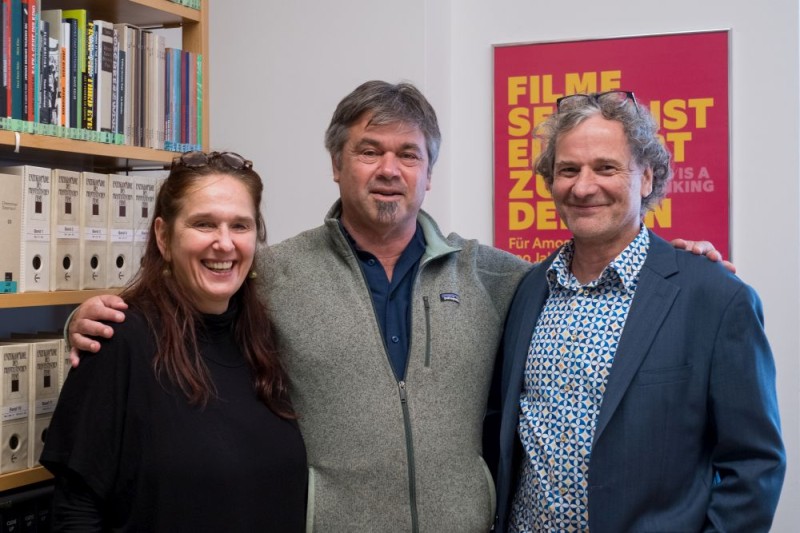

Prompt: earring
[
  {"left": 248, "top": 270, "right": 258, "bottom": 279},
  {"left": 162, "top": 265, "right": 172, "bottom": 277}
]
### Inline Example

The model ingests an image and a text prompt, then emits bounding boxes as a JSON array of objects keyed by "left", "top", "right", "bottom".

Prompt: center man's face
[{"left": 334, "top": 113, "right": 431, "bottom": 236}]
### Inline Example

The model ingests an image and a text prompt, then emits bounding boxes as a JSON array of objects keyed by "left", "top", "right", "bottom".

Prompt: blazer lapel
[
  {"left": 501, "top": 253, "right": 556, "bottom": 431},
  {"left": 592, "top": 233, "right": 680, "bottom": 444},
  {"left": 503, "top": 260, "right": 553, "bottom": 404}
]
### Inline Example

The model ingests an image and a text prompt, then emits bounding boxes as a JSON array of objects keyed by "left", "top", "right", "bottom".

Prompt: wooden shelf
[
  {"left": 0, "top": 130, "right": 177, "bottom": 170},
  {"left": 0, "top": 467, "right": 53, "bottom": 493},
  {"left": 42, "top": 0, "right": 201, "bottom": 26},
  {"left": 0, "top": 290, "right": 118, "bottom": 309}
]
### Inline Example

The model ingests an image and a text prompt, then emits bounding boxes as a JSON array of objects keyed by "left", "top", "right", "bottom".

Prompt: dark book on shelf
[
  {"left": 19, "top": 0, "right": 27, "bottom": 120},
  {"left": 62, "top": 9, "right": 86, "bottom": 130},
  {"left": 94, "top": 20, "right": 113, "bottom": 133},
  {"left": 9, "top": 0, "right": 21, "bottom": 119},
  {"left": 40, "top": 9, "right": 62, "bottom": 127},
  {"left": 64, "top": 17, "right": 77, "bottom": 128},
  {"left": 82, "top": 19, "right": 94, "bottom": 130}
]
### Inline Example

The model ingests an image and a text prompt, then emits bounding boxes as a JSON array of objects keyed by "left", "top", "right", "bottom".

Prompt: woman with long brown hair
[{"left": 42, "top": 151, "right": 307, "bottom": 531}]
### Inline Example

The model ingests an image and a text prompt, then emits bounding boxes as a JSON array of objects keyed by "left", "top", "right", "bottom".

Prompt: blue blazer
[{"left": 489, "top": 232, "right": 785, "bottom": 533}]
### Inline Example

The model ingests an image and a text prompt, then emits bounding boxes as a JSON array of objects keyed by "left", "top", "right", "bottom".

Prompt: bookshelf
[
  {"left": 0, "top": 0, "right": 209, "bottom": 494},
  {"left": 0, "top": 466, "right": 53, "bottom": 492}
]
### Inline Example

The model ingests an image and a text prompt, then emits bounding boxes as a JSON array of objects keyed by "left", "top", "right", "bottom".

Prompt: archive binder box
[
  {"left": 51, "top": 169, "right": 82, "bottom": 290},
  {"left": 0, "top": 343, "right": 30, "bottom": 474},
  {"left": 132, "top": 174, "right": 158, "bottom": 272},
  {"left": 2, "top": 166, "right": 53, "bottom": 293},
  {"left": 9, "top": 339, "right": 60, "bottom": 468},
  {"left": 108, "top": 176, "right": 136, "bottom": 287},
  {"left": 79, "top": 171, "right": 110, "bottom": 289},
  {"left": 0, "top": 173, "right": 23, "bottom": 293}
]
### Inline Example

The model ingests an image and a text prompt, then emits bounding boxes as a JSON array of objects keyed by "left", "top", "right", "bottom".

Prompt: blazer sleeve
[{"left": 706, "top": 283, "right": 786, "bottom": 532}]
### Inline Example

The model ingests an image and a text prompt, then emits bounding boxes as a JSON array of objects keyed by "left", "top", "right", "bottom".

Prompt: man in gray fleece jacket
[
  {"left": 67, "top": 81, "right": 727, "bottom": 532},
  {"left": 258, "top": 80, "right": 531, "bottom": 531}
]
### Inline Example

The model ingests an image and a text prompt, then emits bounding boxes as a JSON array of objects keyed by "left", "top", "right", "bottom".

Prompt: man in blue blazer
[{"left": 489, "top": 91, "right": 785, "bottom": 532}]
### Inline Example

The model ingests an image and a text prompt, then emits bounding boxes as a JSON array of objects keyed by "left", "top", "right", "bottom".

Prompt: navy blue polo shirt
[{"left": 341, "top": 222, "right": 426, "bottom": 380}]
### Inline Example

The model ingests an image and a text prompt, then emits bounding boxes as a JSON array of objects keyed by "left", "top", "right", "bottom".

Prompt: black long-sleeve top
[{"left": 41, "top": 304, "right": 307, "bottom": 532}]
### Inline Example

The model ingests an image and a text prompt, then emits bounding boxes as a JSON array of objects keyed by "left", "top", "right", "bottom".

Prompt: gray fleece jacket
[{"left": 259, "top": 201, "right": 531, "bottom": 532}]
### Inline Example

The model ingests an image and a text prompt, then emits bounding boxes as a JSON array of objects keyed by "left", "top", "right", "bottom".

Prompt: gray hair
[
  {"left": 534, "top": 93, "right": 672, "bottom": 214},
  {"left": 324, "top": 80, "right": 442, "bottom": 174}
]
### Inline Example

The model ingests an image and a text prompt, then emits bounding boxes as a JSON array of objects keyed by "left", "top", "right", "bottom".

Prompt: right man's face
[
  {"left": 549, "top": 114, "right": 653, "bottom": 252},
  {"left": 334, "top": 114, "right": 431, "bottom": 237}
]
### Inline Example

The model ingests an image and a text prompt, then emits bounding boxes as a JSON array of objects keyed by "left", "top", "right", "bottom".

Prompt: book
[
  {"left": 2, "top": 165, "right": 51, "bottom": 292},
  {"left": 154, "top": 33, "right": 164, "bottom": 149},
  {"left": 61, "top": 9, "right": 85, "bottom": 130},
  {"left": 0, "top": 0, "right": 6, "bottom": 117},
  {"left": 28, "top": 0, "right": 37, "bottom": 124},
  {"left": 134, "top": 29, "right": 144, "bottom": 146},
  {"left": 39, "top": 9, "right": 61, "bottom": 126},
  {"left": 113, "top": 23, "right": 137, "bottom": 145},
  {"left": 50, "top": 168, "right": 80, "bottom": 290},
  {"left": 78, "top": 171, "right": 108, "bottom": 289},
  {"left": 0, "top": 342, "right": 29, "bottom": 473},
  {"left": 9, "top": 0, "right": 22, "bottom": 119},
  {"left": 64, "top": 16, "right": 78, "bottom": 128},
  {"left": 196, "top": 52, "right": 202, "bottom": 150},
  {"left": 142, "top": 30, "right": 153, "bottom": 147},
  {"left": 164, "top": 47, "right": 180, "bottom": 149},
  {"left": 188, "top": 51, "right": 197, "bottom": 148},
  {"left": 116, "top": 41, "right": 125, "bottom": 139},
  {"left": 180, "top": 49, "right": 188, "bottom": 145},
  {"left": 0, "top": 172, "right": 22, "bottom": 293},
  {"left": 93, "top": 19, "right": 113, "bottom": 133},
  {"left": 108, "top": 175, "right": 134, "bottom": 287},
  {"left": 110, "top": 24, "right": 118, "bottom": 136},
  {"left": 60, "top": 19, "right": 68, "bottom": 126},
  {"left": 19, "top": 0, "right": 28, "bottom": 120},
  {"left": 82, "top": 17, "right": 93, "bottom": 130}
]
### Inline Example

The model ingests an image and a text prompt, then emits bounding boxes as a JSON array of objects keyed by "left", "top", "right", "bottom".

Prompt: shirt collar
[
  {"left": 338, "top": 220, "right": 426, "bottom": 265},
  {"left": 547, "top": 225, "right": 650, "bottom": 293}
]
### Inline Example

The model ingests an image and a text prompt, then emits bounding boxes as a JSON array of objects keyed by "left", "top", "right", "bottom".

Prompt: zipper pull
[{"left": 398, "top": 380, "right": 407, "bottom": 403}]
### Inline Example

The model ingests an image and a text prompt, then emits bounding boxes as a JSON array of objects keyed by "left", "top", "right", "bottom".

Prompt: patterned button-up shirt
[{"left": 510, "top": 226, "right": 650, "bottom": 532}]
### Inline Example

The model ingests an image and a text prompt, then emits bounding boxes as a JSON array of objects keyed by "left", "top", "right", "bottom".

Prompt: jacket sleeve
[{"left": 706, "top": 283, "right": 786, "bottom": 532}]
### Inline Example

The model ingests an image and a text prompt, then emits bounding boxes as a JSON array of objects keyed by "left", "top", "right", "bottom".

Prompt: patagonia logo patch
[{"left": 440, "top": 293, "right": 460, "bottom": 304}]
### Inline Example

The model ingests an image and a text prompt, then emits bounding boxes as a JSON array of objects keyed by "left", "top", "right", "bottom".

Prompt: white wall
[{"left": 211, "top": 1, "right": 799, "bottom": 529}]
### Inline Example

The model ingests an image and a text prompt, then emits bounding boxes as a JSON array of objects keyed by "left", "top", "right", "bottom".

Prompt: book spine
[
  {"left": 96, "top": 21, "right": 112, "bottom": 133},
  {"left": 196, "top": 52, "right": 202, "bottom": 149},
  {"left": 0, "top": 1, "right": 6, "bottom": 118},
  {"left": 9, "top": 0, "right": 21, "bottom": 120},
  {"left": 110, "top": 26, "right": 117, "bottom": 135},
  {"left": 59, "top": 21, "right": 66, "bottom": 126},
  {"left": 82, "top": 19, "right": 93, "bottom": 130},
  {"left": 19, "top": 0, "right": 26, "bottom": 120},
  {"left": 65, "top": 18, "right": 77, "bottom": 129},
  {"left": 29, "top": 0, "right": 36, "bottom": 123},
  {"left": 37, "top": 18, "right": 46, "bottom": 124}
]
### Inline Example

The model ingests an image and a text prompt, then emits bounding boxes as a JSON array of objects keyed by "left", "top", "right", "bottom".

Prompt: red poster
[{"left": 493, "top": 31, "right": 730, "bottom": 262}]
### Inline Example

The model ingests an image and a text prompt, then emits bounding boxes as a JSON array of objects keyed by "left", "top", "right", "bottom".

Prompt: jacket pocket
[
  {"left": 636, "top": 364, "right": 692, "bottom": 386},
  {"left": 479, "top": 456, "right": 497, "bottom": 522},
  {"left": 306, "top": 466, "right": 316, "bottom": 533}
]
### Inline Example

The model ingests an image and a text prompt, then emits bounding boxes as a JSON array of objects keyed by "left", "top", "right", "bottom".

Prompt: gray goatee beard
[{"left": 376, "top": 200, "right": 398, "bottom": 223}]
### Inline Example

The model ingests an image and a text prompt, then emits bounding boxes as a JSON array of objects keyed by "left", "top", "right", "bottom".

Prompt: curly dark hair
[{"left": 535, "top": 92, "right": 672, "bottom": 214}]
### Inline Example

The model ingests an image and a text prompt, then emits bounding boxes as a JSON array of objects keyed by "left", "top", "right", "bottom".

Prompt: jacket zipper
[
  {"left": 399, "top": 380, "right": 419, "bottom": 533},
  {"left": 423, "top": 296, "right": 432, "bottom": 367}
]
